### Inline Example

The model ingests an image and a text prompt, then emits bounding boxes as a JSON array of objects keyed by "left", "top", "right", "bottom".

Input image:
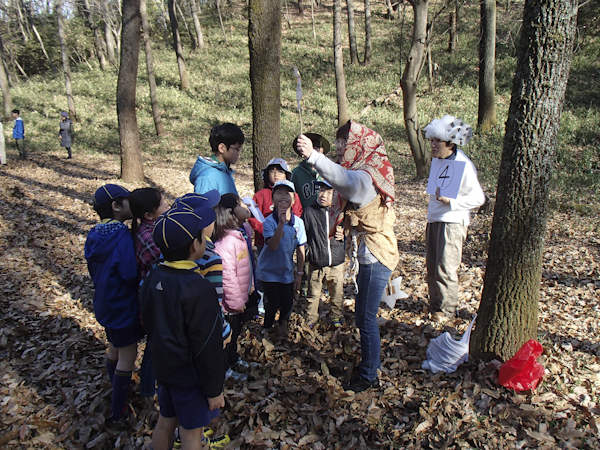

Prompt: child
[
  {"left": 84, "top": 184, "right": 143, "bottom": 422},
  {"left": 140, "top": 206, "right": 225, "bottom": 450},
  {"left": 213, "top": 194, "right": 254, "bottom": 378},
  {"left": 128, "top": 187, "right": 170, "bottom": 399},
  {"left": 302, "top": 179, "right": 345, "bottom": 328},
  {"left": 12, "top": 109, "right": 25, "bottom": 160},
  {"left": 255, "top": 180, "right": 306, "bottom": 337},
  {"left": 248, "top": 158, "right": 303, "bottom": 254},
  {"left": 291, "top": 134, "right": 331, "bottom": 209},
  {"left": 190, "top": 123, "right": 244, "bottom": 196},
  {"left": 58, "top": 111, "right": 74, "bottom": 159}
]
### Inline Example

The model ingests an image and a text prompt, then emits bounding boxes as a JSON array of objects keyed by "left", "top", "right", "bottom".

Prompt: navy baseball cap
[
  {"left": 172, "top": 190, "right": 220, "bottom": 211},
  {"left": 152, "top": 206, "right": 216, "bottom": 251},
  {"left": 315, "top": 178, "right": 333, "bottom": 189},
  {"left": 93, "top": 184, "right": 130, "bottom": 207}
]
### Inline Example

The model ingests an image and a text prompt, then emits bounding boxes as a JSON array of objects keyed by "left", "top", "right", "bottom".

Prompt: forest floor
[{"left": 1, "top": 149, "right": 599, "bottom": 449}]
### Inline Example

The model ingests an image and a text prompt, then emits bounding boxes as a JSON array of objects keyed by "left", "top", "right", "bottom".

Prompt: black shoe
[{"left": 342, "top": 374, "right": 379, "bottom": 393}]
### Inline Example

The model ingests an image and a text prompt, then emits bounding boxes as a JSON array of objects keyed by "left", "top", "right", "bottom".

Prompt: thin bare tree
[
  {"left": 56, "top": 0, "right": 76, "bottom": 120},
  {"left": 168, "top": 0, "right": 190, "bottom": 90},
  {"left": 363, "top": 0, "right": 372, "bottom": 64},
  {"left": 347, "top": 0, "right": 359, "bottom": 64},
  {"left": 190, "top": 0, "right": 205, "bottom": 50},
  {"left": 334, "top": 0, "right": 349, "bottom": 126},
  {"left": 477, "top": 0, "right": 497, "bottom": 132},
  {"left": 78, "top": 0, "right": 108, "bottom": 70}
]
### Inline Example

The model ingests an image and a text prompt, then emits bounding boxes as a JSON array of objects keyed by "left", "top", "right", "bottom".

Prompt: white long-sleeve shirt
[{"left": 427, "top": 149, "right": 485, "bottom": 226}]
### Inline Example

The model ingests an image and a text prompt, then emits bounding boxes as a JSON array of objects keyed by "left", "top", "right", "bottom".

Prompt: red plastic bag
[{"left": 499, "top": 339, "right": 545, "bottom": 391}]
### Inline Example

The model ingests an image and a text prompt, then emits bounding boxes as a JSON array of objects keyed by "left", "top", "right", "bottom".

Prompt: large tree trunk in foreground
[
  {"left": 471, "top": 0, "right": 577, "bottom": 361},
  {"left": 346, "top": 0, "right": 358, "bottom": 64},
  {"left": 117, "top": 0, "right": 144, "bottom": 181},
  {"left": 249, "top": 0, "right": 281, "bottom": 192},
  {"left": 334, "top": 0, "right": 349, "bottom": 127},
  {"left": 140, "top": 0, "right": 165, "bottom": 136},
  {"left": 477, "top": 0, "right": 496, "bottom": 133},
  {"left": 56, "top": 0, "right": 77, "bottom": 121},
  {"left": 168, "top": 0, "right": 189, "bottom": 90},
  {"left": 400, "top": 0, "right": 429, "bottom": 178}
]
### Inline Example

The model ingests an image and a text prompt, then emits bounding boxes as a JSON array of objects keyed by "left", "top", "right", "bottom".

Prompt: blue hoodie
[
  {"left": 13, "top": 117, "right": 24, "bottom": 139},
  {"left": 189, "top": 155, "right": 238, "bottom": 196},
  {"left": 84, "top": 220, "right": 139, "bottom": 329}
]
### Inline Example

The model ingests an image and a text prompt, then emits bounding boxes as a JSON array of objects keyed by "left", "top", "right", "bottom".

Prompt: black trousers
[{"left": 261, "top": 281, "right": 294, "bottom": 329}]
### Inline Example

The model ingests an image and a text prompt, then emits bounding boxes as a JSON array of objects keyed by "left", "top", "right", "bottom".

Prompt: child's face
[
  {"left": 268, "top": 166, "right": 287, "bottom": 186},
  {"left": 317, "top": 186, "right": 334, "bottom": 208},
  {"left": 234, "top": 201, "right": 252, "bottom": 222},
  {"left": 12, "top": 112, "right": 18, "bottom": 119},
  {"left": 113, "top": 199, "right": 133, "bottom": 222},
  {"left": 146, "top": 198, "right": 170, "bottom": 221},
  {"left": 272, "top": 187, "right": 294, "bottom": 212},
  {"left": 221, "top": 142, "right": 243, "bottom": 166}
]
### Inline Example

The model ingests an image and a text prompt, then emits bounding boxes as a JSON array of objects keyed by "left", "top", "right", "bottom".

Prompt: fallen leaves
[{"left": 0, "top": 153, "right": 599, "bottom": 449}]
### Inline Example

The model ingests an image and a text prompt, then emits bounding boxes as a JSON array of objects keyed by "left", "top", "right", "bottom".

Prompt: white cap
[
  {"left": 424, "top": 115, "right": 473, "bottom": 146},
  {"left": 273, "top": 180, "right": 296, "bottom": 193}
]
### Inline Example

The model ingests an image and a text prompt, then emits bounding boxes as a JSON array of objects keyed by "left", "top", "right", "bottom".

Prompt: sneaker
[
  {"left": 342, "top": 374, "right": 379, "bottom": 393},
  {"left": 331, "top": 319, "right": 342, "bottom": 328},
  {"left": 225, "top": 368, "right": 248, "bottom": 381},
  {"left": 203, "top": 434, "right": 231, "bottom": 449}
]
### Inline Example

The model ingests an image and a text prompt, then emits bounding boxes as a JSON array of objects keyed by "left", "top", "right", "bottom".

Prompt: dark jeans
[
  {"left": 140, "top": 347, "right": 155, "bottom": 397},
  {"left": 262, "top": 281, "right": 294, "bottom": 329},
  {"left": 354, "top": 261, "right": 392, "bottom": 381}
]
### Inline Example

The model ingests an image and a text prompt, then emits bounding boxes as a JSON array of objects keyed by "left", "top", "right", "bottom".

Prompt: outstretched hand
[{"left": 435, "top": 187, "right": 451, "bottom": 204}]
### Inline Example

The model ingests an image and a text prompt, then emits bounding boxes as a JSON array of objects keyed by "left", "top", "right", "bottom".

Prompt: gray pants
[
  {"left": 426, "top": 222, "right": 467, "bottom": 316},
  {"left": 16, "top": 139, "right": 26, "bottom": 160}
]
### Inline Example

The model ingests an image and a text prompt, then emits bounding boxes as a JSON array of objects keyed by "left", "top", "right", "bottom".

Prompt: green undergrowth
[{"left": 4, "top": 0, "right": 599, "bottom": 206}]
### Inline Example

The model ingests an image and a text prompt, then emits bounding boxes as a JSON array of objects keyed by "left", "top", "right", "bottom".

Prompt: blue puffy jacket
[
  {"left": 84, "top": 220, "right": 139, "bottom": 329},
  {"left": 189, "top": 155, "right": 238, "bottom": 196},
  {"left": 13, "top": 117, "right": 24, "bottom": 139}
]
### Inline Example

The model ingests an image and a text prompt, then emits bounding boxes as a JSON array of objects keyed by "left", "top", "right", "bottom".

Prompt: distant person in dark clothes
[
  {"left": 58, "top": 111, "right": 74, "bottom": 159},
  {"left": 12, "top": 109, "right": 25, "bottom": 160}
]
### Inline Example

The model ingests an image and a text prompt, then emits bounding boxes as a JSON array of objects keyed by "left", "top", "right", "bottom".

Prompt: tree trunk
[
  {"left": 298, "top": 0, "right": 303, "bottom": 14},
  {"left": 448, "top": 0, "right": 456, "bottom": 53},
  {"left": 249, "top": 0, "right": 281, "bottom": 192},
  {"left": 311, "top": 0, "right": 316, "bottom": 41},
  {"left": 140, "top": 0, "right": 165, "bottom": 136},
  {"left": 56, "top": 0, "right": 77, "bottom": 121},
  {"left": 477, "top": 0, "right": 496, "bottom": 133},
  {"left": 31, "top": 22, "right": 58, "bottom": 72},
  {"left": 400, "top": 0, "right": 429, "bottom": 178},
  {"left": 347, "top": 0, "right": 358, "bottom": 64},
  {"left": 0, "top": 50, "right": 12, "bottom": 117},
  {"left": 117, "top": 0, "right": 144, "bottom": 181},
  {"left": 15, "top": 0, "right": 29, "bottom": 43},
  {"left": 101, "top": 0, "right": 118, "bottom": 66},
  {"left": 168, "top": 0, "right": 189, "bottom": 90},
  {"left": 385, "top": 0, "right": 394, "bottom": 19},
  {"left": 471, "top": 0, "right": 578, "bottom": 361},
  {"left": 363, "top": 0, "right": 372, "bottom": 64},
  {"left": 217, "top": 0, "right": 228, "bottom": 43},
  {"left": 334, "top": 0, "right": 349, "bottom": 127},
  {"left": 153, "top": 0, "right": 171, "bottom": 46},
  {"left": 175, "top": 0, "right": 194, "bottom": 47},
  {"left": 190, "top": 0, "right": 205, "bottom": 50},
  {"left": 80, "top": 0, "right": 108, "bottom": 70}
]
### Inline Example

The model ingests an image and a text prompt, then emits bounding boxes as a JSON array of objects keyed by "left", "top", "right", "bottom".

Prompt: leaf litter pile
[{"left": 1, "top": 153, "right": 599, "bottom": 449}]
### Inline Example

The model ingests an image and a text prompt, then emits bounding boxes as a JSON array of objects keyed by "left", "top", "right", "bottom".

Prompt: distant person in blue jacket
[
  {"left": 12, "top": 109, "right": 25, "bottom": 160},
  {"left": 84, "top": 184, "right": 143, "bottom": 423},
  {"left": 189, "top": 123, "right": 244, "bottom": 196}
]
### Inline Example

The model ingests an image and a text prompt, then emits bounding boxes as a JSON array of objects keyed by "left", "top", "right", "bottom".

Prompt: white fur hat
[{"left": 424, "top": 115, "right": 473, "bottom": 146}]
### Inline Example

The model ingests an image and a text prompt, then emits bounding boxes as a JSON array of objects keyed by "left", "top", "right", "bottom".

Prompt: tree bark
[
  {"left": 249, "top": 0, "right": 281, "bottom": 192},
  {"left": 448, "top": 0, "right": 456, "bottom": 53},
  {"left": 363, "top": 0, "right": 372, "bottom": 64},
  {"left": 334, "top": 0, "right": 349, "bottom": 127},
  {"left": 79, "top": 0, "right": 108, "bottom": 70},
  {"left": 190, "top": 0, "right": 205, "bottom": 50},
  {"left": 217, "top": 0, "right": 228, "bottom": 43},
  {"left": 168, "top": 0, "right": 190, "bottom": 90},
  {"left": 400, "top": 0, "right": 429, "bottom": 178},
  {"left": 298, "top": 0, "right": 303, "bottom": 14},
  {"left": 153, "top": 0, "right": 171, "bottom": 46},
  {"left": 471, "top": 0, "right": 578, "bottom": 361},
  {"left": 175, "top": 0, "right": 194, "bottom": 47},
  {"left": 56, "top": 0, "right": 77, "bottom": 121},
  {"left": 0, "top": 49, "right": 12, "bottom": 117},
  {"left": 140, "top": 0, "right": 165, "bottom": 136},
  {"left": 117, "top": 0, "right": 144, "bottom": 181},
  {"left": 31, "top": 22, "right": 58, "bottom": 72},
  {"left": 477, "top": 0, "right": 496, "bottom": 133},
  {"left": 347, "top": 0, "right": 358, "bottom": 64},
  {"left": 101, "top": 0, "right": 118, "bottom": 66}
]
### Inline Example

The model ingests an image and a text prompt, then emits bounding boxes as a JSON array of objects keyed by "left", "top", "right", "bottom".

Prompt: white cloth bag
[{"left": 422, "top": 315, "right": 477, "bottom": 374}]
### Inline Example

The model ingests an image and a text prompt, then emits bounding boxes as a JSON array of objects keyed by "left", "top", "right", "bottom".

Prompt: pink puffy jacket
[{"left": 214, "top": 223, "right": 254, "bottom": 313}]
